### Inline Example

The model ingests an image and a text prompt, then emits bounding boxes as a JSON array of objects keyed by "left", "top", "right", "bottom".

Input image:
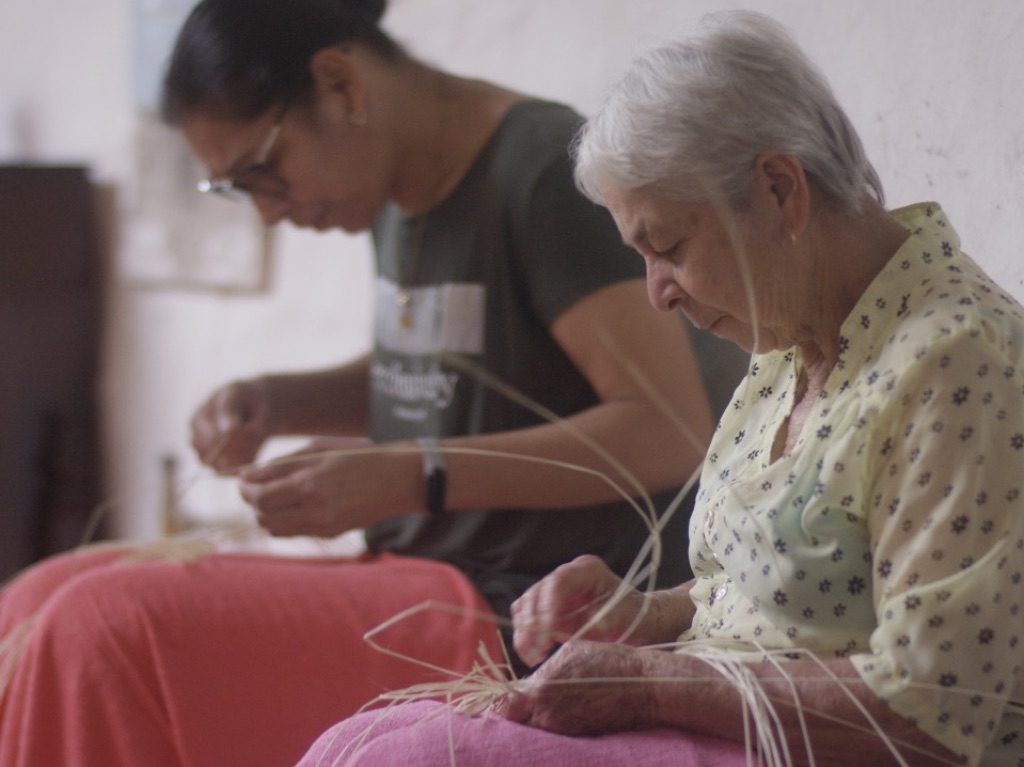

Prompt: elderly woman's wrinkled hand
[
  {"left": 510, "top": 555, "right": 649, "bottom": 668},
  {"left": 497, "top": 640, "right": 657, "bottom": 736}
]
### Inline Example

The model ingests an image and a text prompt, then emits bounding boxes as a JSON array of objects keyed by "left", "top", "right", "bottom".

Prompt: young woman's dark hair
[{"left": 161, "top": 0, "right": 403, "bottom": 124}]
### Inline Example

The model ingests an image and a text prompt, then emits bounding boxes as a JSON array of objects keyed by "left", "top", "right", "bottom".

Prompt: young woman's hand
[
  {"left": 236, "top": 437, "right": 422, "bottom": 536},
  {"left": 190, "top": 378, "right": 271, "bottom": 472}
]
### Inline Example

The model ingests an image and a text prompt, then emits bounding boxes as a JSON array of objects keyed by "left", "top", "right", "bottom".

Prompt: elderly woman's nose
[{"left": 645, "top": 260, "right": 683, "bottom": 312}]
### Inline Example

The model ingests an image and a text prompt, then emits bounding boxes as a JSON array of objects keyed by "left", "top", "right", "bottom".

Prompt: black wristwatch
[{"left": 416, "top": 437, "right": 447, "bottom": 516}]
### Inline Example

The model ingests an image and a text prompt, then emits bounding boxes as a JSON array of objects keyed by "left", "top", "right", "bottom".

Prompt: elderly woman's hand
[
  {"left": 510, "top": 555, "right": 651, "bottom": 668},
  {"left": 511, "top": 555, "right": 696, "bottom": 669},
  {"left": 499, "top": 640, "right": 658, "bottom": 735}
]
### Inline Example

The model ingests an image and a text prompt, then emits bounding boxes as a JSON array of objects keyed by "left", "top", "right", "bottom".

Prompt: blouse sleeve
[{"left": 851, "top": 330, "right": 1024, "bottom": 764}]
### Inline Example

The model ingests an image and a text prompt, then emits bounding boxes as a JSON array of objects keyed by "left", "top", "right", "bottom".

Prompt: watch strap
[{"left": 416, "top": 437, "right": 447, "bottom": 516}]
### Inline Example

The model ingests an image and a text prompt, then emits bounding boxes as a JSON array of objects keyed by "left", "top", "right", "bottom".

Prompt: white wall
[{"left": 2, "top": 0, "right": 1022, "bottom": 539}]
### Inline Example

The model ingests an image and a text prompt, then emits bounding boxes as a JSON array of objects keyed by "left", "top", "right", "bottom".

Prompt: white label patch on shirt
[{"left": 375, "top": 277, "right": 486, "bottom": 355}]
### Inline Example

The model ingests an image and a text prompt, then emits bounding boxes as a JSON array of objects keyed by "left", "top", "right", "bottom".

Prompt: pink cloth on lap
[
  {"left": 0, "top": 548, "right": 502, "bottom": 767},
  {"left": 297, "top": 700, "right": 751, "bottom": 767}
]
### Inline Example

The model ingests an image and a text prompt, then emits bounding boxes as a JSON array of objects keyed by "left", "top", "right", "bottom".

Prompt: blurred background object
[{"left": 0, "top": 165, "right": 105, "bottom": 581}]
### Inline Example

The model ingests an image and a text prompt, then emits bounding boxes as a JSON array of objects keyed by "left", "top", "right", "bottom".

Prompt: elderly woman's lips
[{"left": 689, "top": 314, "right": 719, "bottom": 332}]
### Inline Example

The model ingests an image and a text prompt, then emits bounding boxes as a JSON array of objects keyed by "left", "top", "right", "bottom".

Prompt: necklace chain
[{"left": 396, "top": 215, "right": 428, "bottom": 328}]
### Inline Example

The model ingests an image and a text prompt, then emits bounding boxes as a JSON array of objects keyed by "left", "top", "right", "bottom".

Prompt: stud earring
[{"left": 349, "top": 110, "right": 368, "bottom": 126}]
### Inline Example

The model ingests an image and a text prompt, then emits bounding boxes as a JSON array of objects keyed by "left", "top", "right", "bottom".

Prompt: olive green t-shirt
[{"left": 364, "top": 101, "right": 704, "bottom": 654}]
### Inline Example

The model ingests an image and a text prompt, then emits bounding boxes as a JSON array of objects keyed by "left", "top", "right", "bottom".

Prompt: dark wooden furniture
[{"left": 0, "top": 165, "right": 104, "bottom": 582}]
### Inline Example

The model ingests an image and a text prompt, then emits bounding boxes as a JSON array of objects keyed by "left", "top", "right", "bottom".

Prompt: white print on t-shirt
[
  {"left": 374, "top": 277, "right": 486, "bottom": 355},
  {"left": 372, "top": 277, "right": 486, "bottom": 422},
  {"left": 371, "top": 361, "right": 458, "bottom": 410}
]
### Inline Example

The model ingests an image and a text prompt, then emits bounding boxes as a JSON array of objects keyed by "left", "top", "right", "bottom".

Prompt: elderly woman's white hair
[{"left": 573, "top": 10, "right": 884, "bottom": 215}]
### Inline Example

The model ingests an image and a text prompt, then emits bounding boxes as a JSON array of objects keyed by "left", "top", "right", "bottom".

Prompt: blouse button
[
  {"left": 709, "top": 583, "right": 729, "bottom": 607},
  {"left": 703, "top": 508, "right": 716, "bottom": 540}
]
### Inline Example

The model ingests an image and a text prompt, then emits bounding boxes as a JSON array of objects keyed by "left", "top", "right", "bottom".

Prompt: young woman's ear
[{"left": 309, "top": 47, "right": 368, "bottom": 125}]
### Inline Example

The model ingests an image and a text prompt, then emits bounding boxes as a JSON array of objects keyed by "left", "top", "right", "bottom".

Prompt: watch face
[
  {"left": 415, "top": 438, "right": 447, "bottom": 516},
  {"left": 425, "top": 467, "right": 447, "bottom": 516}
]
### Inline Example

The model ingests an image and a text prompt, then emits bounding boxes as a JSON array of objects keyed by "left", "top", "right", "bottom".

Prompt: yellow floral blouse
[{"left": 683, "top": 203, "right": 1024, "bottom": 765}]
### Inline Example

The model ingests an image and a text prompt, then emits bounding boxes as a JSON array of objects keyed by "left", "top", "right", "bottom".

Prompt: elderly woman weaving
[{"left": 295, "top": 10, "right": 1024, "bottom": 767}]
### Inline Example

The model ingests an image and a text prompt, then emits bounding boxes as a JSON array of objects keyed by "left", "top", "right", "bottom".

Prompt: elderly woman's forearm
[
  {"left": 642, "top": 653, "right": 963, "bottom": 767},
  {"left": 638, "top": 584, "right": 698, "bottom": 646}
]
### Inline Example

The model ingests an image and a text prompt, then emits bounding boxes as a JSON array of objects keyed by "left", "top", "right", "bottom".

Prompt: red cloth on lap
[{"left": 0, "top": 548, "right": 501, "bottom": 767}]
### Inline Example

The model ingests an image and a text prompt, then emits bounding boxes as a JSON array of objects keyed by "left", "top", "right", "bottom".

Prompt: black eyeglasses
[{"left": 197, "top": 105, "right": 289, "bottom": 201}]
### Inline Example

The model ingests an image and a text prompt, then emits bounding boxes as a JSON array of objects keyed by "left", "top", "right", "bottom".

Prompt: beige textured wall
[{"left": 1, "top": 0, "right": 1021, "bottom": 537}]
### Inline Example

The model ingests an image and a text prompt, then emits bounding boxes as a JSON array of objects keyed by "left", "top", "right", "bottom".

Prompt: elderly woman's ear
[{"left": 752, "top": 152, "right": 810, "bottom": 242}]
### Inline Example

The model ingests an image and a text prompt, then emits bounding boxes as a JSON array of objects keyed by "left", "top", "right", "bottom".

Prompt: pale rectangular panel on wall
[
  {"left": 133, "top": 0, "right": 197, "bottom": 112},
  {"left": 124, "top": 0, "right": 272, "bottom": 292},
  {"left": 121, "top": 114, "right": 272, "bottom": 292}
]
